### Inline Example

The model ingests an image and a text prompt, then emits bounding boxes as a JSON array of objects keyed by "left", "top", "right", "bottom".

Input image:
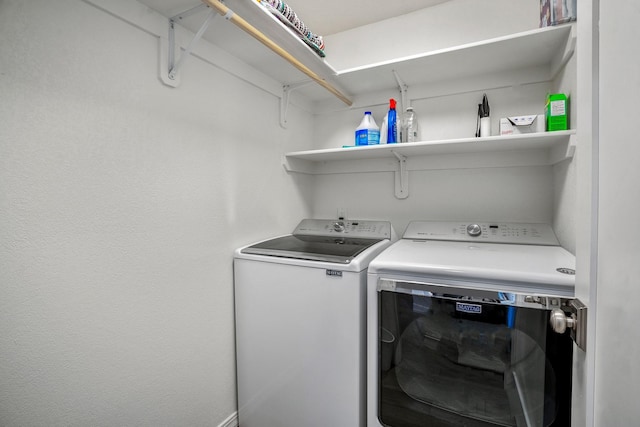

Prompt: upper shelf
[
  {"left": 218, "top": 0, "right": 331, "bottom": 70},
  {"left": 161, "top": 2, "right": 574, "bottom": 105},
  {"left": 334, "top": 24, "right": 576, "bottom": 96},
  {"left": 202, "top": 0, "right": 352, "bottom": 104}
]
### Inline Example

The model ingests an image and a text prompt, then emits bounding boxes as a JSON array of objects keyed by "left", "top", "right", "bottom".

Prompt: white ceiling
[{"left": 138, "top": 0, "right": 451, "bottom": 36}]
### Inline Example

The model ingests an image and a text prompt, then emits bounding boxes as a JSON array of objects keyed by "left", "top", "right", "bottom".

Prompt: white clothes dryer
[
  {"left": 367, "top": 221, "right": 584, "bottom": 427},
  {"left": 234, "top": 219, "right": 395, "bottom": 427}
]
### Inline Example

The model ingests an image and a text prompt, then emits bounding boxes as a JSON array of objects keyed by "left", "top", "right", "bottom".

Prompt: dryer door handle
[{"left": 549, "top": 299, "right": 587, "bottom": 352}]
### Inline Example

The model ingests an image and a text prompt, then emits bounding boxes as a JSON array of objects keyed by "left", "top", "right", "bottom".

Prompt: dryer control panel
[
  {"left": 403, "top": 221, "right": 559, "bottom": 246},
  {"left": 294, "top": 219, "right": 392, "bottom": 239}
]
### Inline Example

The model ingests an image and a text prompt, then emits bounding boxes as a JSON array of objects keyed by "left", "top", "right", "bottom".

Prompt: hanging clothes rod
[{"left": 201, "top": 0, "right": 353, "bottom": 106}]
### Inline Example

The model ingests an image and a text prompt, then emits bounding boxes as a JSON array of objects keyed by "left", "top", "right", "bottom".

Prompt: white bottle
[
  {"left": 379, "top": 114, "right": 388, "bottom": 144},
  {"left": 355, "top": 111, "right": 380, "bottom": 146},
  {"left": 400, "top": 107, "right": 419, "bottom": 143}
]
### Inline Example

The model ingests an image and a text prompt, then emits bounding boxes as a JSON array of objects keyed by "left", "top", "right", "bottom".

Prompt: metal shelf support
[
  {"left": 280, "top": 81, "right": 312, "bottom": 129},
  {"left": 393, "top": 70, "right": 410, "bottom": 113},
  {"left": 161, "top": 5, "right": 217, "bottom": 87},
  {"left": 392, "top": 151, "right": 409, "bottom": 199}
]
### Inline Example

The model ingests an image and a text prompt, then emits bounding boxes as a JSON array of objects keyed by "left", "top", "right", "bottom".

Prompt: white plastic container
[
  {"left": 400, "top": 107, "right": 419, "bottom": 143},
  {"left": 379, "top": 114, "right": 388, "bottom": 144},
  {"left": 355, "top": 111, "right": 380, "bottom": 146}
]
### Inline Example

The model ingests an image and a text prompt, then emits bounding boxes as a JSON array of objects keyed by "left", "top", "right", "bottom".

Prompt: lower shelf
[
  {"left": 283, "top": 131, "right": 576, "bottom": 174},
  {"left": 283, "top": 131, "right": 576, "bottom": 199}
]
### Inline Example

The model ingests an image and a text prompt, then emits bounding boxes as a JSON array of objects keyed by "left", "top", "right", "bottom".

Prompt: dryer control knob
[
  {"left": 334, "top": 221, "right": 345, "bottom": 232},
  {"left": 466, "top": 224, "right": 482, "bottom": 237}
]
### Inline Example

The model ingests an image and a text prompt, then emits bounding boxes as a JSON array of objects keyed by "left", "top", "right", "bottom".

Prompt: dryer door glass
[{"left": 377, "top": 284, "right": 573, "bottom": 427}]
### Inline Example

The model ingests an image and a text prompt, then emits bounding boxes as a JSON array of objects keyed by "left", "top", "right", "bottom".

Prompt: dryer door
[{"left": 376, "top": 279, "right": 574, "bottom": 427}]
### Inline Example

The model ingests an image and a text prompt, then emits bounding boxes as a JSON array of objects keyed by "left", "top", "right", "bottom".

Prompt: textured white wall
[
  {"left": 0, "top": 0, "right": 312, "bottom": 425},
  {"left": 311, "top": 166, "right": 554, "bottom": 236}
]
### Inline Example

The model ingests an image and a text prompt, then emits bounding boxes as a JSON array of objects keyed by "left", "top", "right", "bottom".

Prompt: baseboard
[{"left": 218, "top": 411, "right": 238, "bottom": 427}]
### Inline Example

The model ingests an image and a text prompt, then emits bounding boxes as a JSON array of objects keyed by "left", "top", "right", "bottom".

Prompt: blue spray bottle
[{"left": 386, "top": 99, "right": 398, "bottom": 143}]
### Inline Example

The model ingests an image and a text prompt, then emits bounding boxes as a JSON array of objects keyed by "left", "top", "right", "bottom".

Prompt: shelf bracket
[
  {"left": 549, "top": 131, "right": 577, "bottom": 164},
  {"left": 280, "top": 81, "right": 311, "bottom": 129},
  {"left": 393, "top": 70, "right": 410, "bottom": 112},
  {"left": 392, "top": 151, "right": 409, "bottom": 199},
  {"left": 550, "top": 30, "right": 577, "bottom": 80},
  {"left": 161, "top": 5, "right": 217, "bottom": 87}
]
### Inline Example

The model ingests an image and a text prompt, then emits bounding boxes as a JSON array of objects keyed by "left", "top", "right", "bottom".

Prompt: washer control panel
[
  {"left": 404, "top": 221, "right": 559, "bottom": 246},
  {"left": 294, "top": 219, "right": 392, "bottom": 239}
]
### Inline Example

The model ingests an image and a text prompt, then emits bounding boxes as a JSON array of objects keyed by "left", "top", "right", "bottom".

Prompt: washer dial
[{"left": 466, "top": 224, "right": 482, "bottom": 237}]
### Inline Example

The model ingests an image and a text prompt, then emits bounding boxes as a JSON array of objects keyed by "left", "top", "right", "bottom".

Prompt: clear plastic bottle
[
  {"left": 355, "top": 111, "right": 380, "bottom": 146},
  {"left": 401, "top": 107, "right": 419, "bottom": 143}
]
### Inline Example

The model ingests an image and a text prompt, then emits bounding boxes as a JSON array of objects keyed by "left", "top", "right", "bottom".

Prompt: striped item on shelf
[{"left": 258, "top": 0, "right": 325, "bottom": 57}]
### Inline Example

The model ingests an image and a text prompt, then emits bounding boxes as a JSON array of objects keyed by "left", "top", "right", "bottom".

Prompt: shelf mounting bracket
[
  {"left": 393, "top": 70, "right": 410, "bottom": 113},
  {"left": 392, "top": 151, "right": 409, "bottom": 199},
  {"left": 280, "top": 81, "right": 311, "bottom": 129},
  {"left": 161, "top": 5, "right": 216, "bottom": 87}
]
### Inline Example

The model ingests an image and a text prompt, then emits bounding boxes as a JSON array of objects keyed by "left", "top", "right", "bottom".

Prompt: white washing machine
[
  {"left": 234, "top": 219, "right": 395, "bottom": 427},
  {"left": 367, "top": 221, "right": 585, "bottom": 427}
]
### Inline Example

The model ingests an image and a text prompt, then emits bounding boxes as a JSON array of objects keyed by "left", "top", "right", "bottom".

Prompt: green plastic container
[{"left": 546, "top": 93, "right": 568, "bottom": 131}]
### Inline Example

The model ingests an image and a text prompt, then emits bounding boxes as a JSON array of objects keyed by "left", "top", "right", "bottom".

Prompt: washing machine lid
[
  {"left": 241, "top": 234, "right": 386, "bottom": 264},
  {"left": 240, "top": 219, "right": 393, "bottom": 264},
  {"left": 369, "top": 239, "right": 576, "bottom": 295}
]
